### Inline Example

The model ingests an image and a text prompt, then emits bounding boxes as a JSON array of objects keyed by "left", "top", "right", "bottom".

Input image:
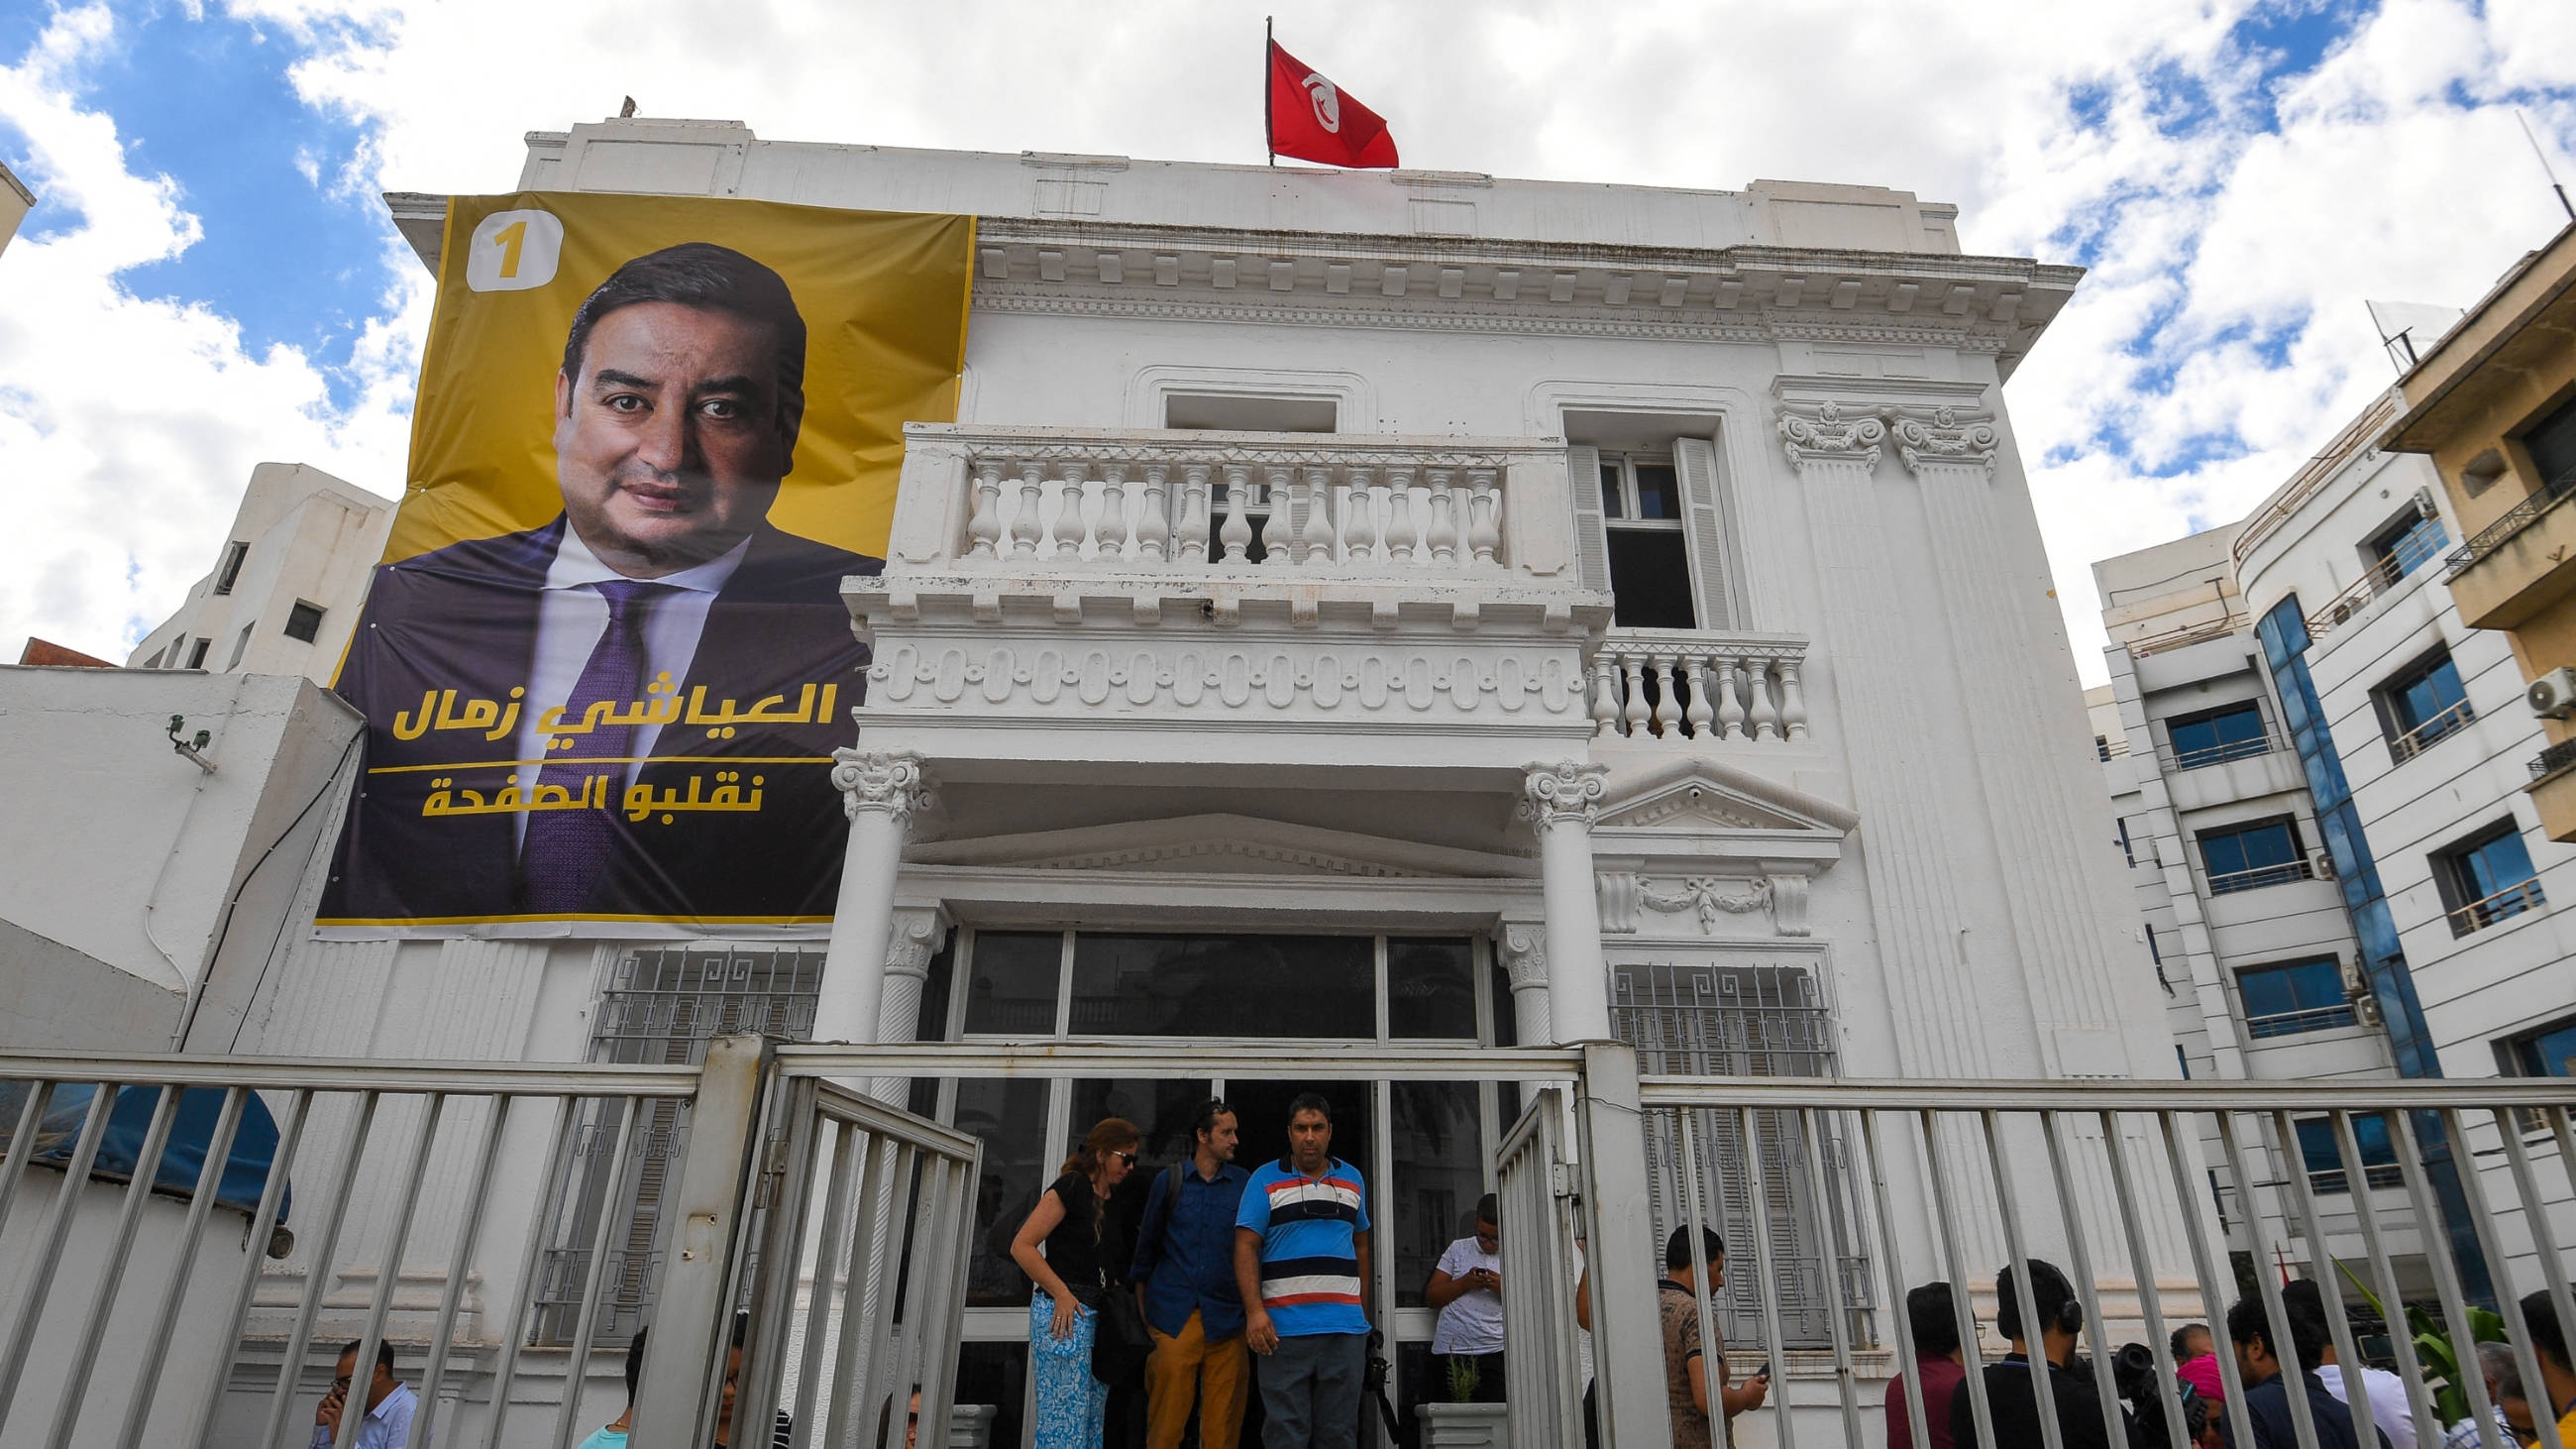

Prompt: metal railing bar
[
  {"left": 42, "top": 1083, "right": 182, "bottom": 1449},
  {"left": 1981, "top": 1111, "right": 2070, "bottom": 1449},
  {"left": 736, "top": 1078, "right": 820, "bottom": 1449},
  {"left": 113, "top": 1085, "right": 248, "bottom": 1449},
  {"left": 2495, "top": 1106, "right": 2576, "bottom": 1449},
  {"left": 2096, "top": 1112, "right": 2191, "bottom": 1449},
  {"left": 1921, "top": 1110, "right": 2000, "bottom": 1449},
  {"left": 898, "top": 1143, "right": 965, "bottom": 1446},
  {"left": 1860, "top": 1111, "right": 1933, "bottom": 1449},
  {"left": 2443, "top": 1107, "right": 2565, "bottom": 1449},
  {"left": 1739, "top": 1107, "right": 1798, "bottom": 1449},
  {"left": 822, "top": 1134, "right": 900, "bottom": 1449},
  {"left": 182, "top": 1087, "right": 310, "bottom": 1449},
  {"left": 705, "top": 1070, "right": 796, "bottom": 1449},
  {"left": 0, "top": 1052, "right": 703, "bottom": 1095},
  {"left": 411, "top": 1096, "right": 512, "bottom": 1449},
  {"left": 1635, "top": 1076, "right": 2576, "bottom": 1110},
  {"left": 0, "top": 1081, "right": 125, "bottom": 1428},
  {"left": 2160, "top": 1112, "right": 2260, "bottom": 1449},
  {"left": 2265, "top": 1109, "right": 2382, "bottom": 1449},
  {"left": 552, "top": 1095, "right": 644, "bottom": 1449},
  {"left": 0, "top": 1079, "right": 54, "bottom": 1253},
  {"left": 2216, "top": 1111, "right": 2325, "bottom": 1449},
  {"left": 257, "top": 1090, "right": 382, "bottom": 1449},
  {"left": 2389, "top": 1109, "right": 2502, "bottom": 1449},
  {"left": 478, "top": 1093, "right": 581, "bottom": 1449},
  {"left": 2326, "top": 1109, "right": 2439, "bottom": 1449},
  {"left": 1797, "top": 1107, "right": 1866, "bottom": 1447},
  {"left": 810, "top": 1078, "right": 984, "bottom": 1158},
  {"left": 341, "top": 1093, "right": 446, "bottom": 1449},
  {"left": 793, "top": 1120, "right": 864, "bottom": 1449},
  {"left": 778, "top": 1042, "right": 1585, "bottom": 1080},
  {"left": 843, "top": 1139, "right": 920, "bottom": 1449},
  {"left": 915, "top": 1154, "right": 977, "bottom": 1449},
  {"left": 2039, "top": 1112, "right": 2130, "bottom": 1449},
  {"left": 1674, "top": 1110, "right": 1729, "bottom": 1449}
]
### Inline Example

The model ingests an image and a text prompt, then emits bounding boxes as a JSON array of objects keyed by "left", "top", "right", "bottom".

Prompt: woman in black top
[{"left": 1010, "top": 1117, "right": 1141, "bottom": 1446}]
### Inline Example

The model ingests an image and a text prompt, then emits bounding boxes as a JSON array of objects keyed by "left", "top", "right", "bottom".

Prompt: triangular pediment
[
  {"left": 905, "top": 813, "right": 1537, "bottom": 879},
  {"left": 1591, "top": 755, "right": 1859, "bottom": 836}
]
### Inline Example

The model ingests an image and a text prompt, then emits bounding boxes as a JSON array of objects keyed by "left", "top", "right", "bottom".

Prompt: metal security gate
[{"left": 1494, "top": 1090, "right": 1584, "bottom": 1449}]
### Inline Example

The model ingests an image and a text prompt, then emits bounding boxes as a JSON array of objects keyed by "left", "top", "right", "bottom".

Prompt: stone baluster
[
  {"left": 1259, "top": 466, "right": 1294, "bottom": 565},
  {"left": 1220, "top": 465, "right": 1253, "bottom": 563},
  {"left": 1426, "top": 468, "right": 1460, "bottom": 563},
  {"left": 1385, "top": 468, "right": 1419, "bottom": 562},
  {"left": 1301, "top": 466, "right": 1336, "bottom": 565},
  {"left": 1095, "top": 465, "right": 1128, "bottom": 561},
  {"left": 1051, "top": 464, "right": 1088, "bottom": 557},
  {"left": 1778, "top": 659, "right": 1809, "bottom": 740},
  {"left": 1620, "top": 653, "right": 1651, "bottom": 737},
  {"left": 1592, "top": 655, "right": 1623, "bottom": 738},
  {"left": 1714, "top": 658, "right": 1746, "bottom": 739},
  {"left": 1680, "top": 657, "right": 1715, "bottom": 740},
  {"left": 1011, "top": 462, "right": 1045, "bottom": 558},
  {"left": 1746, "top": 657, "right": 1780, "bottom": 740},
  {"left": 1465, "top": 467, "right": 1500, "bottom": 566},
  {"left": 1650, "top": 655, "right": 1683, "bottom": 736},
  {"left": 964, "top": 459, "right": 1005, "bottom": 559},
  {"left": 1176, "top": 464, "right": 1212, "bottom": 562},
  {"left": 1342, "top": 466, "right": 1377, "bottom": 561},
  {"left": 1136, "top": 464, "right": 1172, "bottom": 562}
]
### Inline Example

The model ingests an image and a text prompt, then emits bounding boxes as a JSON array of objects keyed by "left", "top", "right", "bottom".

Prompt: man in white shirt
[
  {"left": 322, "top": 242, "right": 878, "bottom": 926},
  {"left": 312, "top": 1340, "right": 423, "bottom": 1449},
  {"left": 1423, "top": 1194, "right": 1506, "bottom": 1403},
  {"left": 2286, "top": 1280, "right": 2418, "bottom": 1449}
]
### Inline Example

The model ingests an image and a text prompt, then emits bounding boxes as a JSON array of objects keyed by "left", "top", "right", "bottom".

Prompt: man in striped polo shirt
[{"left": 1234, "top": 1093, "right": 1372, "bottom": 1449}]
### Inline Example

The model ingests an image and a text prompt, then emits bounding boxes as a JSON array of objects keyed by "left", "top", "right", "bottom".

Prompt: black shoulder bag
[{"left": 1088, "top": 1175, "right": 1155, "bottom": 1386}]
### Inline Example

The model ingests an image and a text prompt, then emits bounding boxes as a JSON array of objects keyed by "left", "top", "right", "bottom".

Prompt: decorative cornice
[
  {"left": 1886, "top": 404, "right": 1999, "bottom": 475},
  {"left": 1519, "top": 759, "right": 1610, "bottom": 831},
  {"left": 830, "top": 748, "right": 934, "bottom": 828},
  {"left": 1776, "top": 399, "right": 1886, "bottom": 469}
]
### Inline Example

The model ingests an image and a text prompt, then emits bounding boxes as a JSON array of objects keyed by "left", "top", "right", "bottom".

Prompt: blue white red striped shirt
[{"left": 1236, "top": 1157, "right": 1370, "bottom": 1337}]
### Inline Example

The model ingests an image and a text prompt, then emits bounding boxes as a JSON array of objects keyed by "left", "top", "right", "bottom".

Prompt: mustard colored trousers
[{"left": 1143, "top": 1308, "right": 1248, "bottom": 1449}]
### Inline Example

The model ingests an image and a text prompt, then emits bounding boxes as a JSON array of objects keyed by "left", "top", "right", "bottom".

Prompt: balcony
[
  {"left": 2245, "top": 1001, "right": 2360, "bottom": 1039},
  {"left": 2442, "top": 463, "right": 2576, "bottom": 629},
  {"left": 2388, "top": 698, "right": 2476, "bottom": 764},
  {"left": 2529, "top": 737, "right": 2576, "bottom": 841},
  {"left": 2447, "top": 877, "right": 2546, "bottom": 937},
  {"left": 2206, "top": 858, "right": 2316, "bottom": 895},
  {"left": 1589, "top": 627, "right": 1810, "bottom": 746}
]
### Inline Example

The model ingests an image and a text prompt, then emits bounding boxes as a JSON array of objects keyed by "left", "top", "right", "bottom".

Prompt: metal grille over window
[
  {"left": 529, "top": 945, "right": 823, "bottom": 1344},
  {"left": 1610, "top": 962, "right": 1871, "bottom": 1350}
]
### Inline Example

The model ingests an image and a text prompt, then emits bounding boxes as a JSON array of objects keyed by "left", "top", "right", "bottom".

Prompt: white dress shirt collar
[{"left": 544, "top": 519, "right": 751, "bottom": 595}]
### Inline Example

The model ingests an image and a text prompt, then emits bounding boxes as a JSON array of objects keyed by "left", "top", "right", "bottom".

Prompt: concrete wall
[
  {"left": 0, "top": 667, "right": 362, "bottom": 1052},
  {"left": 128, "top": 463, "right": 394, "bottom": 686}
]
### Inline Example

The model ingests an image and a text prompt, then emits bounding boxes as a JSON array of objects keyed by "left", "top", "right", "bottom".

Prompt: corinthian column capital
[
  {"left": 885, "top": 905, "right": 952, "bottom": 981},
  {"left": 831, "top": 748, "right": 935, "bottom": 827},
  {"left": 1519, "top": 760, "right": 1611, "bottom": 832},
  {"left": 1497, "top": 923, "right": 1549, "bottom": 991},
  {"left": 1885, "top": 404, "right": 1999, "bottom": 476},
  {"left": 1777, "top": 398, "right": 1886, "bottom": 469}
]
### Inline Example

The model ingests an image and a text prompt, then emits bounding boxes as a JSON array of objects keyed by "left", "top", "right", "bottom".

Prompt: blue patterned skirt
[{"left": 1028, "top": 1290, "right": 1110, "bottom": 1449}]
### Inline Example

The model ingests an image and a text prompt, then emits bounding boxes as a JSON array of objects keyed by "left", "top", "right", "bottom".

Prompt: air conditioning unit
[
  {"left": 2310, "top": 848, "right": 2336, "bottom": 878},
  {"left": 2529, "top": 667, "right": 2576, "bottom": 720}
]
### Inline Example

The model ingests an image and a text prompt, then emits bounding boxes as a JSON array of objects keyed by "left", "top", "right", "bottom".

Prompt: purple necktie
[{"left": 518, "top": 580, "right": 671, "bottom": 912}]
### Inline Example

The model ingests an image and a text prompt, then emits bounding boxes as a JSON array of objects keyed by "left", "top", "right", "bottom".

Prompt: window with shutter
[
  {"left": 1594, "top": 452, "right": 1695, "bottom": 629},
  {"left": 1673, "top": 437, "right": 1737, "bottom": 630},
  {"left": 1565, "top": 444, "right": 1610, "bottom": 593}
]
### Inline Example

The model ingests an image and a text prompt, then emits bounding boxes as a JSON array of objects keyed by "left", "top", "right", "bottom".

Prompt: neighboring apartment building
[
  {"left": 126, "top": 462, "right": 395, "bottom": 685},
  {"left": 63, "top": 118, "right": 2213, "bottom": 1445},
  {"left": 0, "top": 158, "right": 33, "bottom": 257},
  {"left": 2094, "top": 377, "right": 2576, "bottom": 1312}
]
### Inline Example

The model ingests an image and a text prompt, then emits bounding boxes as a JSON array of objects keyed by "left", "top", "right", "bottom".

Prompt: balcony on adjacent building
[{"left": 2441, "top": 460, "right": 2576, "bottom": 629}]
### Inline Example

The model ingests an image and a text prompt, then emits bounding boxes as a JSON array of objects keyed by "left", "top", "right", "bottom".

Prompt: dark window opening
[
  {"left": 2197, "top": 817, "right": 2308, "bottom": 893},
  {"left": 2167, "top": 702, "right": 2269, "bottom": 768},
  {"left": 2376, "top": 648, "right": 2473, "bottom": 761},
  {"left": 2366, "top": 509, "right": 2448, "bottom": 582},
  {"left": 1606, "top": 530, "right": 1694, "bottom": 628},
  {"left": 2522, "top": 390, "right": 2576, "bottom": 496},
  {"left": 2503, "top": 1017, "right": 2576, "bottom": 1079},
  {"left": 211, "top": 541, "right": 249, "bottom": 597},
  {"left": 2435, "top": 820, "right": 2543, "bottom": 935},
  {"left": 282, "top": 601, "right": 325, "bottom": 643},
  {"left": 184, "top": 638, "right": 210, "bottom": 669},
  {"left": 2238, "top": 957, "right": 2355, "bottom": 1037},
  {"left": 2294, "top": 1113, "right": 2400, "bottom": 1192}
]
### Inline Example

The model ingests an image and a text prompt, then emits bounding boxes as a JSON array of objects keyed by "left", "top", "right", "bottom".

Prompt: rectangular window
[
  {"left": 222, "top": 624, "right": 253, "bottom": 671},
  {"left": 2117, "top": 818, "right": 2136, "bottom": 866},
  {"left": 1598, "top": 454, "right": 1694, "bottom": 628},
  {"left": 282, "top": 600, "right": 325, "bottom": 643},
  {"left": 184, "top": 637, "right": 210, "bottom": 669},
  {"left": 211, "top": 540, "right": 249, "bottom": 597},
  {"left": 2436, "top": 820, "right": 2544, "bottom": 936},
  {"left": 2166, "top": 703, "right": 2270, "bottom": 769},
  {"left": 2377, "top": 648, "right": 2474, "bottom": 763},
  {"left": 2522, "top": 391, "right": 2576, "bottom": 498},
  {"left": 2197, "top": 817, "right": 2309, "bottom": 894},
  {"left": 2238, "top": 956, "right": 2356, "bottom": 1038},
  {"left": 2294, "top": 1114, "right": 2400, "bottom": 1193},
  {"left": 2497, "top": 1015, "right": 2576, "bottom": 1133},
  {"left": 2367, "top": 510, "right": 2449, "bottom": 583},
  {"left": 1066, "top": 933, "right": 1374, "bottom": 1038}
]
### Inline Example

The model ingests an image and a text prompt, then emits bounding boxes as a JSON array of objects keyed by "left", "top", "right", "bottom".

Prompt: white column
[
  {"left": 1496, "top": 922, "right": 1553, "bottom": 1047},
  {"left": 1520, "top": 761, "right": 1612, "bottom": 1044},
  {"left": 814, "top": 749, "right": 934, "bottom": 1048},
  {"left": 869, "top": 905, "right": 952, "bottom": 1103}
]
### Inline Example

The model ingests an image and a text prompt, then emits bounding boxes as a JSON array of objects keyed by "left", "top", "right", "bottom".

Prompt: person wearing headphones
[{"left": 1947, "top": 1260, "right": 2134, "bottom": 1449}]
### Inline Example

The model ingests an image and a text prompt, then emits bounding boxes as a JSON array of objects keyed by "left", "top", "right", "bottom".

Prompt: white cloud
[{"left": 4, "top": 0, "right": 2573, "bottom": 681}]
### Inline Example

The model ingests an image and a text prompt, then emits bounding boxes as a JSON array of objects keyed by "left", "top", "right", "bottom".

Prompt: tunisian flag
[{"left": 1267, "top": 40, "right": 1400, "bottom": 169}]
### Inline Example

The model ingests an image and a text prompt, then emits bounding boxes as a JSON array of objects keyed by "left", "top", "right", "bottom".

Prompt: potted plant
[{"left": 1416, "top": 1358, "right": 1510, "bottom": 1448}]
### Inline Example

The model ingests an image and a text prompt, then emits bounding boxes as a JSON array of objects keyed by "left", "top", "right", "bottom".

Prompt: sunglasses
[{"left": 1112, "top": 1150, "right": 1139, "bottom": 1167}]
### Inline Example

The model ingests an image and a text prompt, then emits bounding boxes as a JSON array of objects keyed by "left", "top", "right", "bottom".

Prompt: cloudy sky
[{"left": 2, "top": 0, "right": 2572, "bottom": 679}]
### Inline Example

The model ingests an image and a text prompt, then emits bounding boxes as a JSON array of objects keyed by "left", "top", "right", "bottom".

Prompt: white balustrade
[
  {"left": 1589, "top": 630, "right": 1810, "bottom": 745},
  {"left": 923, "top": 430, "right": 1554, "bottom": 578}
]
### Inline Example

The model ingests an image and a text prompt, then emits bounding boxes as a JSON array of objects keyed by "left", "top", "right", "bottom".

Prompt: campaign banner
[{"left": 317, "top": 192, "right": 974, "bottom": 935}]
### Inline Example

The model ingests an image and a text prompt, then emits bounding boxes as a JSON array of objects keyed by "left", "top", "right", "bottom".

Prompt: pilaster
[
  {"left": 1520, "top": 760, "right": 1612, "bottom": 1044},
  {"left": 814, "top": 750, "right": 935, "bottom": 1055},
  {"left": 1496, "top": 921, "right": 1553, "bottom": 1048}
]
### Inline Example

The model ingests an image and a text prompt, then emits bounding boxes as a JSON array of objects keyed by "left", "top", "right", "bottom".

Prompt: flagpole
[{"left": 1264, "top": 15, "right": 1275, "bottom": 167}]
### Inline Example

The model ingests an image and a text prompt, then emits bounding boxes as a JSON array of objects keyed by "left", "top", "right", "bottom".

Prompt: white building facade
[
  {"left": 142, "top": 118, "right": 2217, "bottom": 1445},
  {"left": 127, "top": 462, "right": 394, "bottom": 685}
]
